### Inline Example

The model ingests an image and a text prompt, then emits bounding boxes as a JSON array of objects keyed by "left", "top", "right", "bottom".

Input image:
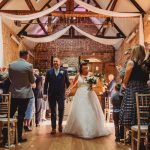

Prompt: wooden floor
[{"left": 0, "top": 121, "right": 131, "bottom": 150}]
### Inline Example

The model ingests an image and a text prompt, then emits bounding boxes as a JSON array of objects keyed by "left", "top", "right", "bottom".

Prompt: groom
[{"left": 44, "top": 57, "right": 70, "bottom": 134}]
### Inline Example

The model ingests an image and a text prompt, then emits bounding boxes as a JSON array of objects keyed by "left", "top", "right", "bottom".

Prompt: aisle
[{"left": 0, "top": 121, "right": 131, "bottom": 150}]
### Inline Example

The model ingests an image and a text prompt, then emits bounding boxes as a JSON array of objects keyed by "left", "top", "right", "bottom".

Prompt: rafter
[
  {"left": 130, "top": 0, "right": 145, "bottom": 16},
  {"left": 92, "top": 0, "right": 102, "bottom": 9},
  {"left": 25, "top": 0, "right": 35, "bottom": 11},
  {"left": 0, "top": 0, "right": 9, "bottom": 9},
  {"left": 18, "top": 0, "right": 50, "bottom": 36},
  {"left": 57, "top": 0, "right": 62, "bottom": 11},
  {"left": 99, "top": 0, "right": 126, "bottom": 38},
  {"left": 37, "top": 18, "right": 48, "bottom": 35}
]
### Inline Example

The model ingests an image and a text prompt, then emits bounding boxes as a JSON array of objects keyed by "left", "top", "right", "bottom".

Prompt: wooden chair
[
  {"left": 104, "top": 97, "right": 113, "bottom": 123},
  {"left": 0, "top": 93, "right": 18, "bottom": 148},
  {"left": 131, "top": 93, "right": 150, "bottom": 150}
]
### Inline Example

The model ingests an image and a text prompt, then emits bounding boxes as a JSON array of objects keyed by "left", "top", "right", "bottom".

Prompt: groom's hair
[{"left": 53, "top": 57, "right": 61, "bottom": 62}]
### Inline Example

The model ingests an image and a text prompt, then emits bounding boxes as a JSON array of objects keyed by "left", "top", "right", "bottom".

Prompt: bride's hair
[{"left": 79, "top": 62, "right": 88, "bottom": 74}]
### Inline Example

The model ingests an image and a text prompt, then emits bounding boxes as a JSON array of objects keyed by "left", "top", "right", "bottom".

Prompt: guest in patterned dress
[{"left": 119, "top": 45, "right": 150, "bottom": 144}]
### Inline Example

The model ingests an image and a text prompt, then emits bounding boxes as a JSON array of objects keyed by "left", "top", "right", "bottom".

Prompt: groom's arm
[
  {"left": 44, "top": 70, "right": 50, "bottom": 95},
  {"left": 65, "top": 70, "right": 70, "bottom": 88}
]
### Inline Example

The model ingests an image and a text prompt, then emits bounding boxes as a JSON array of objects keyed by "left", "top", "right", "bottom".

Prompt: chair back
[
  {"left": 0, "top": 92, "right": 11, "bottom": 119},
  {"left": 135, "top": 93, "right": 150, "bottom": 127}
]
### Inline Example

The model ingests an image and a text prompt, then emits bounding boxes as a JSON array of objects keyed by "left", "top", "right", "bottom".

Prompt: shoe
[
  {"left": 58, "top": 126, "right": 63, "bottom": 133},
  {"left": 115, "top": 138, "right": 120, "bottom": 142},
  {"left": 36, "top": 124, "right": 40, "bottom": 127},
  {"left": 18, "top": 138, "right": 27, "bottom": 143},
  {"left": 51, "top": 129, "right": 56, "bottom": 135},
  {"left": 125, "top": 137, "right": 131, "bottom": 144},
  {"left": 24, "top": 126, "right": 32, "bottom": 132}
]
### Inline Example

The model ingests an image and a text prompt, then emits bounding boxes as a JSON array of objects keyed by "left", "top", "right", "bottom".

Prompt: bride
[{"left": 63, "top": 62, "right": 111, "bottom": 139}]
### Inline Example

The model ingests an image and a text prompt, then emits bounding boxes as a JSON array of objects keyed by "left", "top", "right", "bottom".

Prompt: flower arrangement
[
  {"left": 86, "top": 76, "right": 97, "bottom": 90},
  {"left": 99, "top": 73, "right": 107, "bottom": 87}
]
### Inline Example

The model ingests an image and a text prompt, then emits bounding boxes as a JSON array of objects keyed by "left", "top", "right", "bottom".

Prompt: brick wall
[{"left": 34, "top": 38, "right": 115, "bottom": 70}]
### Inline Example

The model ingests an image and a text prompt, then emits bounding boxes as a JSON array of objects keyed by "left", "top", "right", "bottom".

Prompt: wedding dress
[{"left": 63, "top": 75, "right": 111, "bottom": 138}]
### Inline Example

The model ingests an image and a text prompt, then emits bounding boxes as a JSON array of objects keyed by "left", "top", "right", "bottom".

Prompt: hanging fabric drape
[
  {"left": 23, "top": 25, "right": 123, "bottom": 45},
  {"left": 0, "top": 0, "right": 67, "bottom": 21},
  {"left": 74, "top": 0, "right": 144, "bottom": 46},
  {"left": 23, "top": 25, "right": 71, "bottom": 42},
  {"left": 74, "top": 0, "right": 140, "bottom": 17}
]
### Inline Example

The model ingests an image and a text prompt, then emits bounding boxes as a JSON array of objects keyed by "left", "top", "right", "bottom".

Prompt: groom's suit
[{"left": 44, "top": 67, "right": 70, "bottom": 129}]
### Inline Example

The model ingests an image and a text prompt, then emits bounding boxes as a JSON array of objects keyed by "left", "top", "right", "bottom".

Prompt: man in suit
[
  {"left": 5, "top": 50, "right": 35, "bottom": 143},
  {"left": 44, "top": 57, "right": 70, "bottom": 134}
]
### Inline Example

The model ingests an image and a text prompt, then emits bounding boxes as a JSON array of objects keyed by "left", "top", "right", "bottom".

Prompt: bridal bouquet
[{"left": 86, "top": 76, "right": 97, "bottom": 91}]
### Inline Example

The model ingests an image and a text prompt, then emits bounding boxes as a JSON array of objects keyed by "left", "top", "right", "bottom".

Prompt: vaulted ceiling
[{"left": 0, "top": 0, "right": 150, "bottom": 49}]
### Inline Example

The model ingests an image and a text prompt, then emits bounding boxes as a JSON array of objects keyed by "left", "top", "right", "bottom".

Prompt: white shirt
[{"left": 54, "top": 67, "right": 60, "bottom": 76}]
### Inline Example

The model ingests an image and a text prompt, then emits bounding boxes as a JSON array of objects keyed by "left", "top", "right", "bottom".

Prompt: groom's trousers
[{"left": 49, "top": 96, "right": 64, "bottom": 129}]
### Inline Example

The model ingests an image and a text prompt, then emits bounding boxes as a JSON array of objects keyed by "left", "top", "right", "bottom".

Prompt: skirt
[
  {"left": 119, "top": 81, "right": 149, "bottom": 127},
  {"left": 25, "top": 97, "right": 35, "bottom": 120}
]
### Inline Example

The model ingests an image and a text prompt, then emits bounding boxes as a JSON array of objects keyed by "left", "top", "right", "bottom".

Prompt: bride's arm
[{"left": 66, "top": 74, "right": 79, "bottom": 95}]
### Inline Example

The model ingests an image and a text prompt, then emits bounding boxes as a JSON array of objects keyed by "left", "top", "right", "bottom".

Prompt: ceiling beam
[
  {"left": 18, "top": 0, "right": 50, "bottom": 36},
  {"left": 110, "top": 0, "right": 117, "bottom": 11},
  {"left": 57, "top": 0, "right": 62, "bottom": 11},
  {"left": 106, "top": 0, "right": 113, "bottom": 10},
  {"left": 37, "top": 18, "right": 48, "bottom": 35},
  {"left": 92, "top": 0, "right": 102, "bottom": 9},
  {"left": 113, "top": 23, "right": 126, "bottom": 38},
  {"left": 100, "top": 0, "right": 126, "bottom": 39},
  {"left": 0, "top": 0, "right": 9, "bottom": 9},
  {"left": 66, "top": 0, "right": 74, "bottom": 12},
  {"left": 130, "top": 0, "right": 145, "bottom": 16},
  {"left": 25, "top": 0, "right": 35, "bottom": 11}
]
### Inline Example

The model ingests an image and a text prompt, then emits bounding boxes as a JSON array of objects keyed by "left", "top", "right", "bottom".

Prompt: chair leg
[
  {"left": 104, "top": 109, "right": 106, "bottom": 121},
  {"left": 7, "top": 126, "right": 10, "bottom": 148},
  {"left": 15, "top": 122, "right": 18, "bottom": 145},
  {"left": 137, "top": 132, "right": 140, "bottom": 150},
  {"left": 131, "top": 130, "right": 134, "bottom": 150},
  {"left": 124, "top": 127, "right": 126, "bottom": 144},
  {"left": 107, "top": 110, "right": 110, "bottom": 123}
]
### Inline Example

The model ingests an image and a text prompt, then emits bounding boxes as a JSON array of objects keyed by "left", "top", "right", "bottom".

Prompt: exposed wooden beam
[
  {"left": 92, "top": 0, "right": 102, "bottom": 9},
  {"left": 25, "top": 0, "right": 35, "bottom": 11},
  {"left": 18, "top": 0, "right": 51, "bottom": 36},
  {"left": 57, "top": 0, "right": 62, "bottom": 11},
  {"left": 37, "top": 18, "right": 48, "bottom": 35},
  {"left": 130, "top": 0, "right": 145, "bottom": 16},
  {"left": 26, "top": 0, "right": 48, "bottom": 36},
  {"left": 106, "top": 0, "right": 113, "bottom": 10},
  {"left": 0, "top": 0, "right": 9, "bottom": 9},
  {"left": 66, "top": 0, "right": 74, "bottom": 12},
  {"left": 51, "top": 11, "right": 104, "bottom": 17},
  {"left": 110, "top": 0, "right": 117, "bottom": 11},
  {"left": 101, "top": 0, "right": 122, "bottom": 37},
  {"left": 113, "top": 23, "right": 126, "bottom": 38}
]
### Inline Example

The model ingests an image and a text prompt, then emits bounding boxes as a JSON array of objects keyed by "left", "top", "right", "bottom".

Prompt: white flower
[{"left": 60, "top": 70, "right": 64, "bottom": 75}]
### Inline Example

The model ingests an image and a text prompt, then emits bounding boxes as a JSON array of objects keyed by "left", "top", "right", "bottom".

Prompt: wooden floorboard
[{"left": 0, "top": 122, "right": 131, "bottom": 150}]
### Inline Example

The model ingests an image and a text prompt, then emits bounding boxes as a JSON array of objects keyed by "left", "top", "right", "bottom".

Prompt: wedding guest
[
  {"left": 33, "top": 69, "right": 43, "bottom": 127},
  {"left": 3, "top": 50, "right": 35, "bottom": 144},
  {"left": 119, "top": 45, "right": 150, "bottom": 144},
  {"left": 111, "top": 84, "right": 122, "bottom": 142},
  {"left": 107, "top": 74, "right": 116, "bottom": 98}
]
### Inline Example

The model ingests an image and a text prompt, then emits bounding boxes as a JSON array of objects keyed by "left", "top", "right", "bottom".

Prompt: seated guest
[{"left": 111, "top": 84, "right": 122, "bottom": 142}]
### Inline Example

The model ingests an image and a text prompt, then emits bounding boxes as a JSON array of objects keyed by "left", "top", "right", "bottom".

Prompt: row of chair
[{"left": 104, "top": 93, "right": 150, "bottom": 150}]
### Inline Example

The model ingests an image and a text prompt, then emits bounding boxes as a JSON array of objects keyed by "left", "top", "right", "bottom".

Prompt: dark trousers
[
  {"left": 113, "top": 112, "right": 124, "bottom": 139},
  {"left": 3, "top": 98, "right": 29, "bottom": 142},
  {"left": 35, "top": 98, "right": 42, "bottom": 124},
  {"left": 49, "top": 97, "right": 64, "bottom": 129}
]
